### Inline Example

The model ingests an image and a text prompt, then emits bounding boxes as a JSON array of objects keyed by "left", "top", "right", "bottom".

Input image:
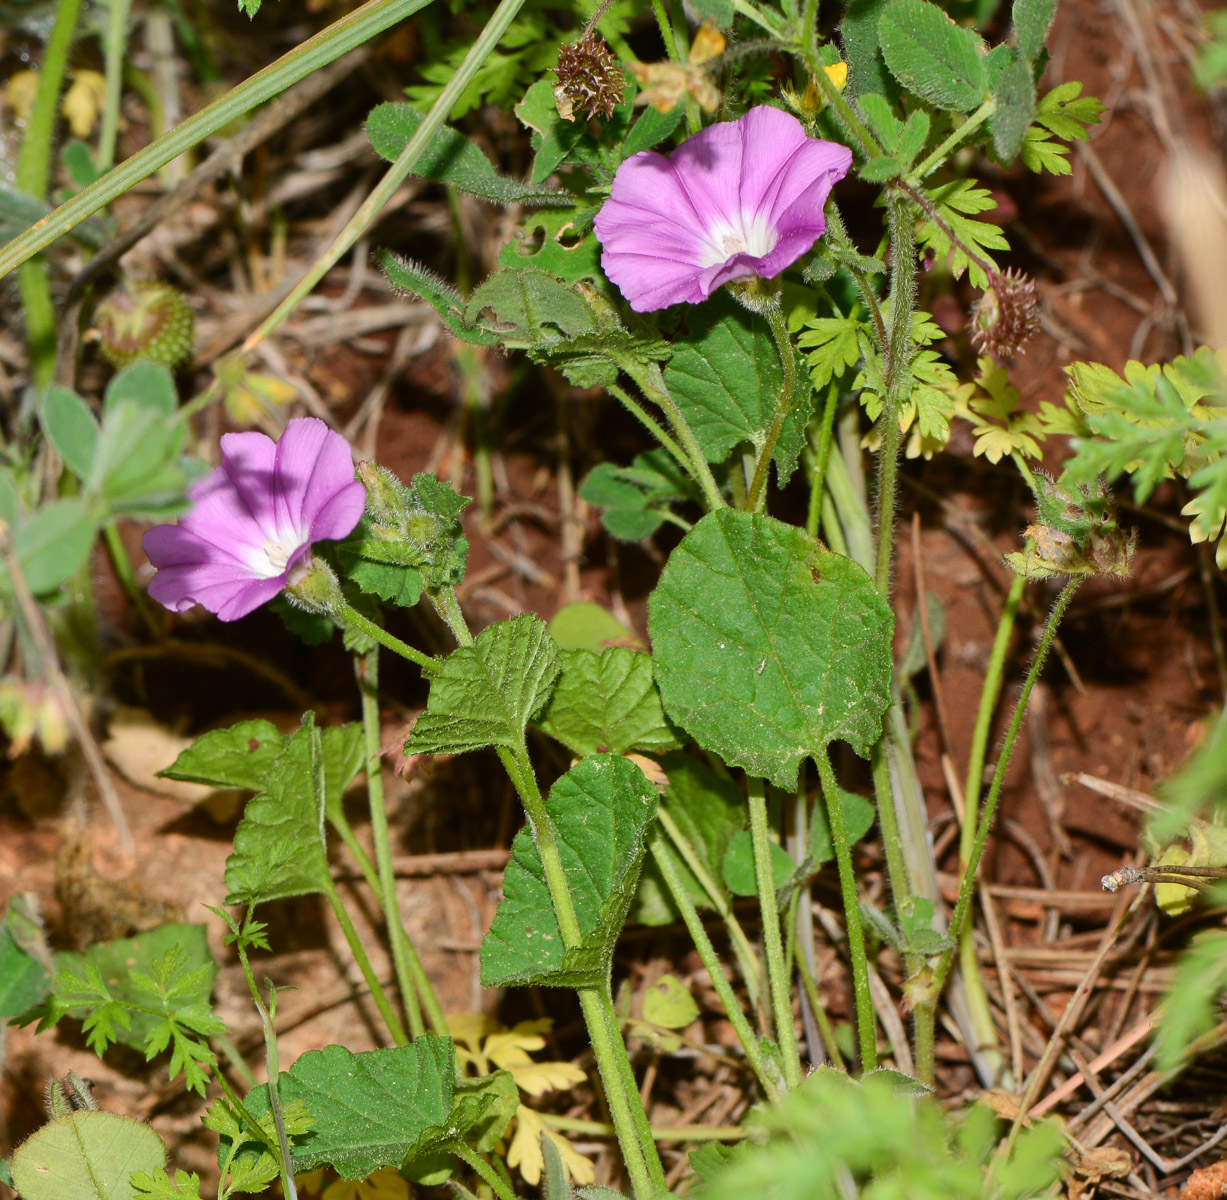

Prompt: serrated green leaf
[
  {"left": 1013, "top": 0, "right": 1057, "bottom": 61},
  {"left": 990, "top": 53, "right": 1037, "bottom": 161},
  {"left": 49, "top": 924, "right": 218, "bottom": 1055},
  {"left": 481, "top": 754, "right": 657, "bottom": 987},
  {"left": 721, "top": 830, "right": 794, "bottom": 897},
  {"left": 131, "top": 1168, "right": 204, "bottom": 1198},
  {"left": 227, "top": 1037, "right": 468, "bottom": 1179},
  {"left": 916, "top": 178, "right": 1008, "bottom": 287},
  {"left": 632, "top": 751, "right": 744, "bottom": 925},
  {"left": 878, "top": 0, "right": 989, "bottom": 112},
  {"left": 858, "top": 94, "right": 903, "bottom": 152},
  {"left": 648, "top": 511, "right": 894, "bottom": 788},
  {"left": 1034, "top": 81, "right": 1104, "bottom": 141},
  {"left": 455, "top": 1069, "right": 519, "bottom": 1154},
  {"left": 466, "top": 268, "right": 597, "bottom": 349},
  {"left": 407, "top": 615, "right": 560, "bottom": 756},
  {"left": 664, "top": 294, "right": 811, "bottom": 485},
  {"left": 12, "top": 1111, "right": 168, "bottom": 1200},
  {"left": 159, "top": 719, "right": 285, "bottom": 791},
  {"left": 224, "top": 716, "right": 331, "bottom": 906},
  {"left": 536, "top": 647, "right": 680, "bottom": 757},
  {"left": 366, "top": 102, "right": 568, "bottom": 209},
  {"left": 840, "top": 0, "right": 896, "bottom": 98},
  {"left": 797, "top": 315, "right": 862, "bottom": 390},
  {"left": 380, "top": 252, "right": 497, "bottom": 347},
  {"left": 809, "top": 788, "right": 876, "bottom": 863},
  {"left": 40, "top": 387, "right": 99, "bottom": 480}
]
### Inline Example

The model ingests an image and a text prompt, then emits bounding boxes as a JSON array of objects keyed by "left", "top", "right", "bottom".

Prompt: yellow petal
[
  {"left": 689, "top": 23, "right": 727, "bottom": 66},
  {"left": 824, "top": 61, "right": 849, "bottom": 91},
  {"left": 3, "top": 70, "right": 40, "bottom": 122},
  {"left": 61, "top": 69, "right": 106, "bottom": 138}
]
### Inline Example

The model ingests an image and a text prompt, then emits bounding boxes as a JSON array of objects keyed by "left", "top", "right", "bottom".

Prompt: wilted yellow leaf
[
  {"left": 510, "top": 1059, "right": 588, "bottom": 1097},
  {"left": 447, "top": 1011, "right": 495, "bottom": 1058},
  {"left": 688, "top": 23, "right": 726, "bottom": 66},
  {"left": 3, "top": 70, "right": 39, "bottom": 122},
  {"left": 322, "top": 1167, "right": 411, "bottom": 1200},
  {"left": 484, "top": 1018, "right": 553, "bottom": 1069},
  {"left": 508, "top": 1106, "right": 595, "bottom": 1187},
  {"left": 61, "top": 69, "right": 106, "bottom": 138}
]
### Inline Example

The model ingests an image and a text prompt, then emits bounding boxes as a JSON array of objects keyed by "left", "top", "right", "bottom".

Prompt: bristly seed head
[
  {"left": 969, "top": 268, "right": 1040, "bottom": 361},
  {"left": 553, "top": 0, "right": 625, "bottom": 121}
]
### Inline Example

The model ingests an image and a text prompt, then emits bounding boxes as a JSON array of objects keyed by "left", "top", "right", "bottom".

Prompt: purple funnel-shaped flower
[
  {"left": 594, "top": 106, "right": 853, "bottom": 312},
  {"left": 144, "top": 416, "right": 366, "bottom": 622}
]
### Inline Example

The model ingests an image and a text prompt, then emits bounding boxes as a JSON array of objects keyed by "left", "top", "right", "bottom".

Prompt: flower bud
[
  {"left": 95, "top": 281, "right": 194, "bottom": 369},
  {"left": 968, "top": 269, "right": 1040, "bottom": 361},
  {"left": 357, "top": 462, "right": 411, "bottom": 531},
  {"left": 284, "top": 557, "right": 345, "bottom": 615}
]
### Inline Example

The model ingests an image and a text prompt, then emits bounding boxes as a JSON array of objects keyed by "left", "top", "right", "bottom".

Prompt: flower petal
[
  {"left": 273, "top": 417, "right": 357, "bottom": 538},
  {"left": 305, "top": 479, "right": 368, "bottom": 545}
]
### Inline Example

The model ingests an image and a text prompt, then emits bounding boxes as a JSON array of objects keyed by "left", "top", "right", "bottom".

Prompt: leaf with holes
[
  {"left": 481, "top": 754, "right": 658, "bottom": 988},
  {"left": 649, "top": 511, "right": 894, "bottom": 788}
]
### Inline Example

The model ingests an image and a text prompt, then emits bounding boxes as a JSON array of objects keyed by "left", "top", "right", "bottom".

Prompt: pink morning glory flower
[
  {"left": 594, "top": 106, "right": 853, "bottom": 312},
  {"left": 144, "top": 417, "right": 366, "bottom": 622}
]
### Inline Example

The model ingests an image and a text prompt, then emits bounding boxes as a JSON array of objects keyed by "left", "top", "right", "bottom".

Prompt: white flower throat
[{"left": 698, "top": 209, "right": 777, "bottom": 268}]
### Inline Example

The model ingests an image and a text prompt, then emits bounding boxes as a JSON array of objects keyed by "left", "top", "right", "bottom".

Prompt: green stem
[
  {"left": 794, "top": 935, "right": 844, "bottom": 1066},
  {"left": 657, "top": 807, "right": 762, "bottom": 1008},
  {"left": 605, "top": 380, "right": 690, "bottom": 477},
  {"left": 649, "top": 830, "right": 780, "bottom": 1098},
  {"left": 798, "top": 38, "right": 880, "bottom": 160},
  {"left": 432, "top": 583, "right": 473, "bottom": 647},
  {"left": 544, "top": 1112, "right": 742, "bottom": 1140},
  {"left": 816, "top": 750, "right": 877, "bottom": 1071},
  {"left": 334, "top": 599, "right": 437, "bottom": 673},
  {"left": 906, "top": 98, "right": 996, "bottom": 185},
  {"left": 247, "top": 0, "right": 531, "bottom": 347},
  {"left": 621, "top": 360, "right": 725, "bottom": 513},
  {"left": 103, "top": 521, "right": 158, "bottom": 635},
  {"left": 497, "top": 742, "right": 661, "bottom": 1196},
  {"left": 358, "top": 648, "right": 425, "bottom": 1038},
  {"left": 806, "top": 383, "right": 840, "bottom": 539},
  {"left": 960, "top": 570, "right": 1026, "bottom": 864},
  {"left": 98, "top": 0, "right": 134, "bottom": 169},
  {"left": 746, "top": 298, "right": 798, "bottom": 512},
  {"left": 934, "top": 579, "right": 1081, "bottom": 997},
  {"left": 319, "top": 872, "right": 410, "bottom": 1046},
  {"left": 650, "top": 0, "right": 682, "bottom": 62},
  {"left": 747, "top": 779, "right": 802, "bottom": 1088},
  {"left": 329, "top": 800, "right": 448, "bottom": 1036},
  {"left": 824, "top": 206, "right": 887, "bottom": 348},
  {"left": 452, "top": 1143, "right": 518, "bottom": 1200},
  {"left": 14, "top": 0, "right": 82, "bottom": 386},
  {"left": 873, "top": 193, "right": 917, "bottom": 600},
  {"left": 0, "top": 0, "right": 434, "bottom": 277},
  {"left": 592, "top": 985, "right": 670, "bottom": 1197}
]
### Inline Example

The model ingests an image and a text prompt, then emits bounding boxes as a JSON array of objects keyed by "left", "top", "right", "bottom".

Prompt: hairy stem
[
  {"left": 357, "top": 648, "right": 427, "bottom": 1038},
  {"left": 746, "top": 298, "right": 798, "bottom": 512},
  {"left": 934, "top": 579, "right": 1082, "bottom": 996},
  {"left": 907, "top": 98, "right": 996, "bottom": 184},
  {"left": 650, "top": 830, "right": 781, "bottom": 1098},
  {"left": 334, "top": 599, "right": 438, "bottom": 673},
  {"left": 816, "top": 750, "right": 877, "bottom": 1071},
  {"left": 747, "top": 778, "right": 802, "bottom": 1088}
]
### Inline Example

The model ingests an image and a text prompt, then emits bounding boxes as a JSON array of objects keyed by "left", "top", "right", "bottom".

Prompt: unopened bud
[
  {"left": 969, "top": 269, "right": 1040, "bottom": 361},
  {"left": 95, "top": 281, "right": 194, "bottom": 369}
]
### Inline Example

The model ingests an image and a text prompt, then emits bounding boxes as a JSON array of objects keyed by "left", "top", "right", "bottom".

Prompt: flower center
[
  {"left": 262, "top": 537, "right": 294, "bottom": 575},
  {"left": 699, "top": 210, "right": 777, "bottom": 268}
]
